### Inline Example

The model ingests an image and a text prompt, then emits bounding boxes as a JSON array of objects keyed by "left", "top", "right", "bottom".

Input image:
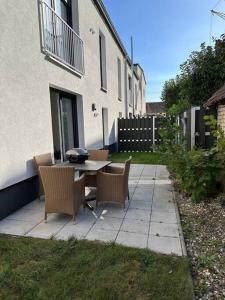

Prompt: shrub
[{"left": 158, "top": 116, "right": 225, "bottom": 202}]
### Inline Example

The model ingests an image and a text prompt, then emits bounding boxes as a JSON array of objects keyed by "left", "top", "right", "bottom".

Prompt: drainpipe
[
  {"left": 124, "top": 56, "right": 128, "bottom": 118},
  {"left": 131, "top": 36, "right": 135, "bottom": 117}
]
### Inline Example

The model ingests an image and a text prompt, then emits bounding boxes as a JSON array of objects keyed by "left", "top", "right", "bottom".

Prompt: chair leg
[
  {"left": 44, "top": 212, "right": 47, "bottom": 223},
  {"left": 73, "top": 215, "right": 76, "bottom": 224},
  {"left": 128, "top": 191, "right": 130, "bottom": 201}
]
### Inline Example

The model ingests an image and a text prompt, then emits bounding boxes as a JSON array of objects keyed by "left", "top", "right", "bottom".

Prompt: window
[
  {"left": 128, "top": 75, "right": 132, "bottom": 106},
  {"left": 135, "top": 84, "right": 138, "bottom": 109},
  {"left": 99, "top": 32, "right": 107, "bottom": 91},
  {"left": 117, "top": 58, "right": 122, "bottom": 100}
]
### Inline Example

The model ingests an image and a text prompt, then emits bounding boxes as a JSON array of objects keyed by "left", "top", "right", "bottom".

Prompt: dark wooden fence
[{"left": 118, "top": 116, "right": 163, "bottom": 152}]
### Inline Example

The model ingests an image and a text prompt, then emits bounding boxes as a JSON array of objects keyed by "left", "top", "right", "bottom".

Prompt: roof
[
  {"left": 204, "top": 83, "right": 225, "bottom": 108},
  {"left": 146, "top": 102, "right": 165, "bottom": 114},
  {"left": 93, "top": 0, "right": 144, "bottom": 81}
]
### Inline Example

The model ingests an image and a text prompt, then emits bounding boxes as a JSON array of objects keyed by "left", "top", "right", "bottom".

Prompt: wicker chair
[
  {"left": 33, "top": 153, "right": 53, "bottom": 199},
  {"left": 39, "top": 166, "right": 86, "bottom": 222},
  {"left": 96, "top": 157, "right": 132, "bottom": 208},
  {"left": 86, "top": 149, "right": 109, "bottom": 187}
]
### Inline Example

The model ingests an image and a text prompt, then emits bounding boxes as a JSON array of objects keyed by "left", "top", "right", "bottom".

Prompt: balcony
[{"left": 39, "top": 0, "right": 84, "bottom": 76}]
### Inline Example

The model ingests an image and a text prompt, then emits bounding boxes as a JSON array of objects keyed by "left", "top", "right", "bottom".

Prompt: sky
[{"left": 103, "top": 0, "right": 225, "bottom": 102}]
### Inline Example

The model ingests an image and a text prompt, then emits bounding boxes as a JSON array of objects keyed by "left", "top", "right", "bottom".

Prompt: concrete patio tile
[
  {"left": 55, "top": 226, "right": 90, "bottom": 241},
  {"left": 99, "top": 206, "right": 127, "bottom": 219},
  {"left": 155, "top": 166, "right": 170, "bottom": 179},
  {"left": 116, "top": 231, "right": 148, "bottom": 248},
  {"left": 0, "top": 219, "right": 38, "bottom": 236},
  {"left": 137, "top": 180, "right": 155, "bottom": 188},
  {"left": 125, "top": 208, "right": 150, "bottom": 221},
  {"left": 132, "top": 188, "right": 153, "bottom": 201},
  {"left": 86, "top": 228, "right": 117, "bottom": 243},
  {"left": 148, "top": 235, "right": 182, "bottom": 256},
  {"left": 121, "top": 219, "right": 149, "bottom": 235},
  {"left": 149, "top": 222, "right": 179, "bottom": 238},
  {"left": 129, "top": 200, "right": 152, "bottom": 210},
  {"left": 26, "top": 214, "right": 71, "bottom": 239},
  {"left": 23, "top": 199, "right": 45, "bottom": 210},
  {"left": 92, "top": 216, "right": 123, "bottom": 231},
  {"left": 152, "top": 201, "right": 175, "bottom": 212},
  {"left": 151, "top": 211, "right": 177, "bottom": 224},
  {"left": 6, "top": 208, "right": 44, "bottom": 223}
]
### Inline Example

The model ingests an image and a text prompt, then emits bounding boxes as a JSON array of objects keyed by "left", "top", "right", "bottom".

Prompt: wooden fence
[{"left": 117, "top": 116, "right": 163, "bottom": 152}]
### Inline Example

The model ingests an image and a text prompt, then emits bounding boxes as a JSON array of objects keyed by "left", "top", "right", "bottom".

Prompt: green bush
[{"left": 158, "top": 116, "right": 225, "bottom": 202}]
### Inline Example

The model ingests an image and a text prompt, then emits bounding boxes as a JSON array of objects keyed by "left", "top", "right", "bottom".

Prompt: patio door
[
  {"left": 102, "top": 108, "right": 109, "bottom": 148},
  {"left": 50, "top": 89, "right": 79, "bottom": 161}
]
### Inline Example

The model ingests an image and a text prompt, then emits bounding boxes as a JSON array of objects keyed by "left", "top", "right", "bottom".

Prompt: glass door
[{"left": 50, "top": 89, "right": 78, "bottom": 161}]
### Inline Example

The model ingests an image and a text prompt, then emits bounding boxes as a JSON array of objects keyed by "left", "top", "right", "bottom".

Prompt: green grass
[
  {"left": 110, "top": 152, "right": 164, "bottom": 165},
  {"left": 0, "top": 235, "right": 193, "bottom": 300}
]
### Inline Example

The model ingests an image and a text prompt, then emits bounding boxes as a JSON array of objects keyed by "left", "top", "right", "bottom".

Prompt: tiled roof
[
  {"left": 146, "top": 102, "right": 165, "bottom": 114},
  {"left": 204, "top": 83, "right": 225, "bottom": 107}
]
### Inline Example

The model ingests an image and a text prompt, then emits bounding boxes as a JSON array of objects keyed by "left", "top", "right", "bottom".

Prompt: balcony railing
[{"left": 40, "top": 0, "right": 84, "bottom": 75}]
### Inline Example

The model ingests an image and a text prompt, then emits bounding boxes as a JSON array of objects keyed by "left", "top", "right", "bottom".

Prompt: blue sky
[{"left": 103, "top": 0, "right": 225, "bottom": 102}]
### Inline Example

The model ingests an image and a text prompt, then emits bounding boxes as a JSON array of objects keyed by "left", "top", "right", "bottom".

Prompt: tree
[
  {"left": 161, "top": 77, "right": 180, "bottom": 108},
  {"left": 161, "top": 34, "right": 225, "bottom": 111}
]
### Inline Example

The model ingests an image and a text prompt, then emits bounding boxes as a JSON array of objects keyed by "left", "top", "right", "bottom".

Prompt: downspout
[
  {"left": 131, "top": 36, "right": 135, "bottom": 117},
  {"left": 124, "top": 56, "right": 128, "bottom": 118}
]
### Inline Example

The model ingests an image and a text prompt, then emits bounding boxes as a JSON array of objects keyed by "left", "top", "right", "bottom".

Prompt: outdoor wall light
[
  {"left": 92, "top": 103, "right": 97, "bottom": 112},
  {"left": 90, "top": 28, "right": 95, "bottom": 34}
]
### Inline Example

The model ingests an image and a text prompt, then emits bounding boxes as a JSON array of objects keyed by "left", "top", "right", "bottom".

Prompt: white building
[{"left": 0, "top": 0, "right": 146, "bottom": 218}]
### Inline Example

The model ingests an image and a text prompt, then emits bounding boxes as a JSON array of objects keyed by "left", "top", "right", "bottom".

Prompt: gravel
[{"left": 177, "top": 192, "right": 225, "bottom": 300}]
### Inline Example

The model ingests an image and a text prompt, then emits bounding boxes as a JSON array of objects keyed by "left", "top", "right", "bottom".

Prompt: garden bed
[{"left": 177, "top": 193, "right": 225, "bottom": 299}]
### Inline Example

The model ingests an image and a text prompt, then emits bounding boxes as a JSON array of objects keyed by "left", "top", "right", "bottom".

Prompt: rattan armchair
[
  {"left": 39, "top": 166, "right": 85, "bottom": 222},
  {"left": 34, "top": 153, "right": 53, "bottom": 199},
  {"left": 96, "top": 157, "right": 132, "bottom": 208},
  {"left": 86, "top": 149, "right": 109, "bottom": 187}
]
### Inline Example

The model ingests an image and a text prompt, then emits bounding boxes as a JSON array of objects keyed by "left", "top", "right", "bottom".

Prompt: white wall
[{"left": 0, "top": 0, "right": 146, "bottom": 190}]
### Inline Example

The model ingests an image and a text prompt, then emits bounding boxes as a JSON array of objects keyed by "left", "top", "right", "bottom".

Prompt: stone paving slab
[{"left": 0, "top": 164, "right": 186, "bottom": 256}]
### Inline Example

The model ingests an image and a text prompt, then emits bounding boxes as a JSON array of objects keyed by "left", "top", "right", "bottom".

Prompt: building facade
[{"left": 0, "top": 0, "right": 146, "bottom": 218}]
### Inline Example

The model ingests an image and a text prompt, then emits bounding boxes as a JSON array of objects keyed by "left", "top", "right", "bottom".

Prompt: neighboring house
[
  {"left": 0, "top": 0, "right": 146, "bottom": 218},
  {"left": 204, "top": 83, "right": 225, "bottom": 132},
  {"left": 146, "top": 102, "right": 165, "bottom": 115}
]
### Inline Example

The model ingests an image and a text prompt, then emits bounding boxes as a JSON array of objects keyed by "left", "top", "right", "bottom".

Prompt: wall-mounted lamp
[
  {"left": 90, "top": 28, "right": 95, "bottom": 35},
  {"left": 92, "top": 103, "right": 97, "bottom": 112}
]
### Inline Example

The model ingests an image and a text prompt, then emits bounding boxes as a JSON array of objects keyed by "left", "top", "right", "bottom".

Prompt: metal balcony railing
[{"left": 40, "top": 0, "right": 84, "bottom": 75}]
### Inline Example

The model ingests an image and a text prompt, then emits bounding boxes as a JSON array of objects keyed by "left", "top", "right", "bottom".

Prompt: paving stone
[
  {"left": 55, "top": 226, "right": 90, "bottom": 240},
  {"left": 116, "top": 231, "right": 148, "bottom": 248},
  {"left": 125, "top": 208, "right": 150, "bottom": 221},
  {"left": 0, "top": 219, "right": 37, "bottom": 236},
  {"left": 92, "top": 217, "right": 123, "bottom": 231},
  {"left": 98, "top": 206, "right": 127, "bottom": 219},
  {"left": 26, "top": 214, "right": 71, "bottom": 239},
  {"left": 152, "top": 200, "right": 175, "bottom": 212},
  {"left": 132, "top": 188, "right": 153, "bottom": 201},
  {"left": 129, "top": 200, "right": 152, "bottom": 210},
  {"left": 86, "top": 228, "right": 117, "bottom": 242},
  {"left": 148, "top": 235, "right": 182, "bottom": 256},
  {"left": 5, "top": 208, "right": 44, "bottom": 223},
  {"left": 151, "top": 211, "right": 177, "bottom": 224},
  {"left": 149, "top": 222, "right": 179, "bottom": 237},
  {"left": 121, "top": 219, "right": 149, "bottom": 235}
]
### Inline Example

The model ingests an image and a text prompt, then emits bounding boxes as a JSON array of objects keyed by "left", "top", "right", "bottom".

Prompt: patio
[{"left": 0, "top": 164, "right": 185, "bottom": 256}]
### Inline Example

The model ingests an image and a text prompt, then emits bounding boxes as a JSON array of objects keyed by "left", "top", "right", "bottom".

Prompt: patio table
[{"left": 54, "top": 160, "right": 112, "bottom": 210}]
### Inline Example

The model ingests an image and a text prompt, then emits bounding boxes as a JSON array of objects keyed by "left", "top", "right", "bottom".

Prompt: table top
[{"left": 54, "top": 160, "right": 112, "bottom": 172}]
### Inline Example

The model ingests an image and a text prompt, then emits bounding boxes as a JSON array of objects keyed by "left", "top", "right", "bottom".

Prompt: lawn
[
  {"left": 110, "top": 152, "right": 164, "bottom": 165},
  {"left": 0, "top": 235, "right": 193, "bottom": 300}
]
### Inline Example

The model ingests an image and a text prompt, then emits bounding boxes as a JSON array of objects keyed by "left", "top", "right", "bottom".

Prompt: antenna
[{"left": 211, "top": 9, "right": 225, "bottom": 21}]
